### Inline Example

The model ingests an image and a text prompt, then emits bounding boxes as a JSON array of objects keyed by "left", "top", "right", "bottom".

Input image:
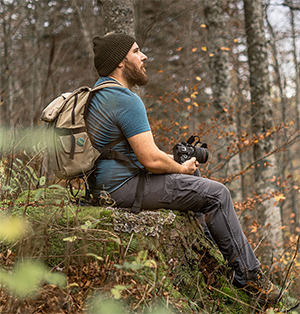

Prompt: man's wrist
[{"left": 179, "top": 164, "right": 189, "bottom": 174}]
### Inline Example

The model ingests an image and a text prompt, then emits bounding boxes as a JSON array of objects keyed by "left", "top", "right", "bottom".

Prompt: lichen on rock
[{"left": 111, "top": 207, "right": 176, "bottom": 237}]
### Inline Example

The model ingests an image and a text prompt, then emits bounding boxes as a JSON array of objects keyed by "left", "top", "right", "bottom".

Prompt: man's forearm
[
  {"left": 142, "top": 149, "right": 198, "bottom": 175},
  {"left": 143, "top": 150, "right": 184, "bottom": 174},
  {"left": 128, "top": 131, "right": 198, "bottom": 175}
]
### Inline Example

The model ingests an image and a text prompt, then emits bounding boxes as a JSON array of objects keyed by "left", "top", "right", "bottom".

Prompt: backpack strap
[
  {"left": 83, "top": 80, "right": 124, "bottom": 119},
  {"left": 91, "top": 80, "right": 123, "bottom": 92},
  {"left": 130, "top": 169, "right": 146, "bottom": 214},
  {"left": 97, "top": 137, "right": 125, "bottom": 154},
  {"left": 100, "top": 144, "right": 146, "bottom": 214}
]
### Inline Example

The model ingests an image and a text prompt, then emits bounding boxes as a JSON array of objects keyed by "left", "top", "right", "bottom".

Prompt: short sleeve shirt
[{"left": 86, "top": 77, "right": 151, "bottom": 195}]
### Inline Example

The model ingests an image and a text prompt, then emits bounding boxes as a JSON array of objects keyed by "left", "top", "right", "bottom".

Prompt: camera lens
[{"left": 194, "top": 147, "right": 209, "bottom": 163}]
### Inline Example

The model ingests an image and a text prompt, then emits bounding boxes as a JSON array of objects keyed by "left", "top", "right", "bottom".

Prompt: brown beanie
[{"left": 93, "top": 33, "right": 136, "bottom": 77}]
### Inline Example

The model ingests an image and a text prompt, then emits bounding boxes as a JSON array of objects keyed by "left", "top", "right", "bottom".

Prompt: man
[{"left": 86, "top": 33, "right": 281, "bottom": 304}]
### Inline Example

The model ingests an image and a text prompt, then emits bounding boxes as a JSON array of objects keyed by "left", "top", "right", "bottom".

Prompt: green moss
[
  {"left": 208, "top": 277, "right": 252, "bottom": 313},
  {"left": 1, "top": 187, "right": 260, "bottom": 313},
  {"left": 16, "top": 187, "right": 67, "bottom": 205},
  {"left": 1, "top": 188, "right": 120, "bottom": 266}
]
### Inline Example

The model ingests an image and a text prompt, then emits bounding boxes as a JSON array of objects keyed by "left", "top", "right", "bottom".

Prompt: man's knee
[{"left": 207, "top": 179, "right": 231, "bottom": 200}]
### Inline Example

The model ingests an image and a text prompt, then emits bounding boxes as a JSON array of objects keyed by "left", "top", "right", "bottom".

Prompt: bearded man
[{"left": 86, "top": 33, "right": 280, "bottom": 304}]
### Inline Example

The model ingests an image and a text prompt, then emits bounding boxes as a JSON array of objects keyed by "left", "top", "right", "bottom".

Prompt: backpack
[
  {"left": 41, "top": 80, "right": 145, "bottom": 213},
  {"left": 40, "top": 81, "right": 125, "bottom": 180}
]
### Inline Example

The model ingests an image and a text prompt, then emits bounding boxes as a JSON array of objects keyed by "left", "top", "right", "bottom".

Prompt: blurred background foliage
[{"left": 1, "top": 0, "right": 300, "bottom": 312}]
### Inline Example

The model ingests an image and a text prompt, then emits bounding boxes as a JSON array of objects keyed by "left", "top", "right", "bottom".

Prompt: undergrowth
[
  {"left": 0, "top": 130, "right": 300, "bottom": 313},
  {"left": 0, "top": 186, "right": 299, "bottom": 313}
]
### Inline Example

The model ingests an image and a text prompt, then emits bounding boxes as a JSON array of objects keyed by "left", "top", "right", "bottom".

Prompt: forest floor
[{"left": 0, "top": 188, "right": 299, "bottom": 314}]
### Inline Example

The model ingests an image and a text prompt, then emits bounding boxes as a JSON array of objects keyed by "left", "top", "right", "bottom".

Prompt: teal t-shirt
[{"left": 86, "top": 77, "right": 151, "bottom": 195}]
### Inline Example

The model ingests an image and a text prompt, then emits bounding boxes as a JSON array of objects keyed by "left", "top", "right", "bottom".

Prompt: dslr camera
[{"left": 173, "top": 135, "right": 209, "bottom": 164}]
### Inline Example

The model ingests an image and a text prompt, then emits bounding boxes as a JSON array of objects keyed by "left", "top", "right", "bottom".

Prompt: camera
[{"left": 173, "top": 135, "right": 209, "bottom": 164}]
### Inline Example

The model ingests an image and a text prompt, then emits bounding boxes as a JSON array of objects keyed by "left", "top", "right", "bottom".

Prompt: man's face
[{"left": 123, "top": 43, "right": 148, "bottom": 87}]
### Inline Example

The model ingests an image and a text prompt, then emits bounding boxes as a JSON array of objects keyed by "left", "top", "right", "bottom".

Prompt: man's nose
[{"left": 141, "top": 52, "right": 147, "bottom": 61}]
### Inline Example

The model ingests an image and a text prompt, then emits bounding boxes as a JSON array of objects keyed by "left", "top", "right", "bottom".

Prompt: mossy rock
[{"left": 4, "top": 187, "right": 254, "bottom": 313}]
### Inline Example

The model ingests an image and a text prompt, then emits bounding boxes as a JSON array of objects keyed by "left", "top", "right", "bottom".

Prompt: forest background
[{"left": 1, "top": 0, "right": 300, "bottom": 311}]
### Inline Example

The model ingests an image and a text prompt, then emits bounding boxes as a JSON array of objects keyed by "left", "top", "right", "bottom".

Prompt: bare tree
[
  {"left": 243, "top": 0, "right": 283, "bottom": 263},
  {"left": 203, "top": 0, "right": 242, "bottom": 201},
  {"left": 265, "top": 1, "right": 300, "bottom": 238}
]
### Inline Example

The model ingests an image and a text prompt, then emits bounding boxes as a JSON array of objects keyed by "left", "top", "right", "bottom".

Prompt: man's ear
[{"left": 117, "top": 59, "right": 126, "bottom": 69}]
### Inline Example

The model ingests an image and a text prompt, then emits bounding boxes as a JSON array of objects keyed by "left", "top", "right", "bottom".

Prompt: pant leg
[
  {"left": 110, "top": 172, "right": 260, "bottom": 283},
  {"left": 192, "top": 169, "right": 215, "bottom": 242}
]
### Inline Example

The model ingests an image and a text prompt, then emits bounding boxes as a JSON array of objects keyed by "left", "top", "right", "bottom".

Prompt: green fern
[{"left": 127, "top": 237, "right": 138, "bottom": 254}]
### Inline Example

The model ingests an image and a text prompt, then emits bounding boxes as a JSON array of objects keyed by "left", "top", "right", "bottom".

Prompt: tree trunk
[
  {"left": 243, "top": 0, "right": 283, "bottom": 263},
  {"left": 204, "top": 0, "right": 242, "bottom": 202},
  {"left": 288, "top": 1, "right": 300, "bottom": 131},
  {"left": 1, "top": 7, "right": 13, "bottom": 128},
  {"left": 101, "top": 0, "right": 135, "bottom": 36},
  {"left": 72, "top": 0, "right": 93, "bottom": 57},
  {"left": 266, "top": 2, "right": 299, "bottom": 238},
  {"left": 287, "top": 1, "right": 300, "bottom": 234}
]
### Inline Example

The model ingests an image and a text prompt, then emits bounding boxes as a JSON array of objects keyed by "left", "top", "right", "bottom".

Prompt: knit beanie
[{"left": 93, "top": 33, "right": 136, "bottom": 77}]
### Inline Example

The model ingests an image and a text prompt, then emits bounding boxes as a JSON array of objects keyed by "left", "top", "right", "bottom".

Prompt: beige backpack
[{"left": 41, "top": 81, "right": 125, "bottom": 180}]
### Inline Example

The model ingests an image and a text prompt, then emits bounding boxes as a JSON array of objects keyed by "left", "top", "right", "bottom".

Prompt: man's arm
[{"left": 128, "top": 130, "right": 198, "bottom": 175}]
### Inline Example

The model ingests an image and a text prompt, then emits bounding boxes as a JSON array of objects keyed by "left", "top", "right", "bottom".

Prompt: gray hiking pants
[{"left": 111, "top": 172, "right": 260, "bottom": 284}]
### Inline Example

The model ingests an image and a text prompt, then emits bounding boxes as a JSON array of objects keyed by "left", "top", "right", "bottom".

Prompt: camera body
[{"left": 173, "top": 135, "right": 209, "bottom": 164}]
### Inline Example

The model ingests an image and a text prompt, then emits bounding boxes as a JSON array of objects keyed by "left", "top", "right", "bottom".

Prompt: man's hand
[{"left": 181, "top": 157, "right": 199, "bottom": 175}]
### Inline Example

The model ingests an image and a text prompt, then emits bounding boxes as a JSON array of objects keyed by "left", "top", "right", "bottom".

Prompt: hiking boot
[{"left": 244, "top": 268, "right": 281, "bottom": 304}]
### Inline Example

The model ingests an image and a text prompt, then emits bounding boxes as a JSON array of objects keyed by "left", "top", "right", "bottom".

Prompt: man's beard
[{"left": 123, "top": 60, "right": 149, "bottom": 87}]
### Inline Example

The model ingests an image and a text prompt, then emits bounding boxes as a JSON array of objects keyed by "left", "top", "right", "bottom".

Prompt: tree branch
[{"left": 282, "top": 1, "right": 300, "bottom": 10}]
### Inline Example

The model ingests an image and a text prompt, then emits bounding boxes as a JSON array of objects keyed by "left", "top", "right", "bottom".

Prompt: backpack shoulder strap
[
  {"left": 91, "top": 80, "right": 124, "bottom": 93},
  {"left": 83, "top": 80, "right": 124, "bottom": 119},
  {"left": 98, "top": 137, "right": 125, "bottom": 154}
]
